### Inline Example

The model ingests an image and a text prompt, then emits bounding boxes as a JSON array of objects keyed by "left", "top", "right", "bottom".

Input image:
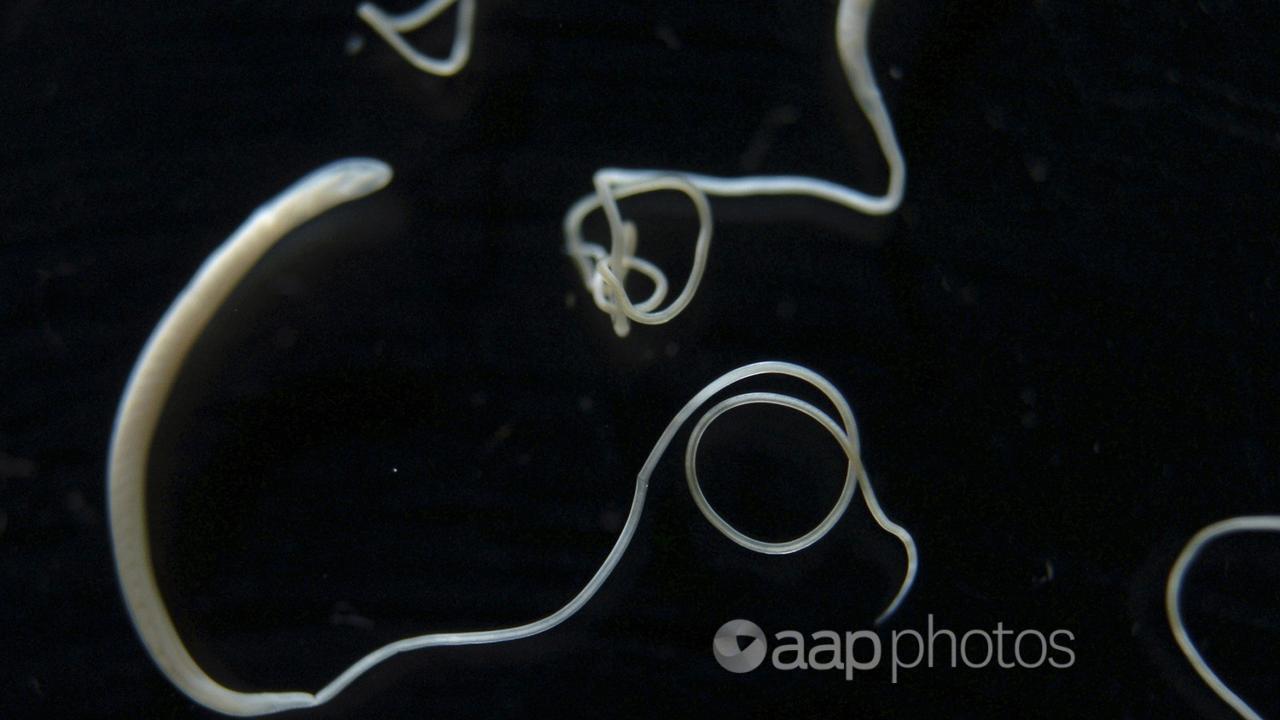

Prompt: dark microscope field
[{"left": 2, "top": 1, "right": 1277, "bottom": 718}]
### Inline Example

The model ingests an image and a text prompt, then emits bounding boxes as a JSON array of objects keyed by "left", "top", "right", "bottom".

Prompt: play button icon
[{"left": 713, "top": 619, "right": 767, "bottom": 673}]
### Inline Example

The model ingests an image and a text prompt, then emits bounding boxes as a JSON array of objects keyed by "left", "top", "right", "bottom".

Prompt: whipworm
[
  {"left": 565, "top": 0, "right": 906, "bottom": 336},
  {"left": 108, "top": 159, "right": 916, "bottom": 716}
]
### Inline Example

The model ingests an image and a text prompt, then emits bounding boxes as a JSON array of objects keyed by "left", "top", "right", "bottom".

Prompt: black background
[{"left": 2, "top": 0, "right": 1278, "bottom": 717}]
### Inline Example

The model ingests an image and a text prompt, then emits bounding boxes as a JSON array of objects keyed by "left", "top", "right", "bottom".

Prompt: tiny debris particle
[
  {"left": 344, "top": 34, "right": 366, "bottom": 56},
  {"left": 1026, "top": 156, "right": 1048, "bottom": 183},
  {"left": 564, "top": 292, "right": 577, "bottom": 309},
  {"left": 330, "top": 601, "right": 374, "bottom": 629},
  {"left": 482, "top": 425, "right": 513, "bottom": 453},
  {"left": 1033, "top": 560, "right": 1055, "bottom": 586},
  {"left": 68, "top": 489, "right": 101, "bottom": 525},
  {"left": 889, "top": 65, "right": 903, "bottom": 80},
  {"left": 655, "top": 24, "right": 682, "bottom": 50}
]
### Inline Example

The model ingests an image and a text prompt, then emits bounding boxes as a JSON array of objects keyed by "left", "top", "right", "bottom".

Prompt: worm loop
[{"left": 1166, "top": 515, "right": 1280, "bottom": 720}]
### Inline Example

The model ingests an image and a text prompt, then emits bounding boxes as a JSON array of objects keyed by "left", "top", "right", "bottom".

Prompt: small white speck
[
  {"left": 344, "top": 34, "right": 366, "bottom": 56},
  {"left": 889, "top": 65, "right": 903, "bottom": 80}
]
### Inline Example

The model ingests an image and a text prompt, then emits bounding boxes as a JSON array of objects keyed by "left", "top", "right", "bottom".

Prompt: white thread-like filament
[
  {"left": 353, "top": 0, "right": 903, "bottom": 337},
  {"left": 565, "top": 0, "right": 906, "bottom": 336},
  {"left": 1166, "top": 515, "right": 1280, "bottom": 720},
  {"left": 109, "top": 160, "right": 917, "bottom": 716},
  {"left": 357, "top": 0, "right": 475, "bottom": 76}
]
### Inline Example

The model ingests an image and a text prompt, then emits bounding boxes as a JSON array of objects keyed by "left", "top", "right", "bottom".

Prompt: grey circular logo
[{"left": 713, "top": 619, "right": 767, "bottom": 673}]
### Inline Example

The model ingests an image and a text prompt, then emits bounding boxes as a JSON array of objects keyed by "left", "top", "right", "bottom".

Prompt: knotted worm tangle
[
  {"left": 357, "top": 0, "right": 475, "bottom": 76},
  {"left": 1166, "top": 515, "right": 1280, "bottom": 720},
  {"left": 108, "top": 159, "right": 917, "bottom": 716},
  {"left": 352, "top": 0, "right": 904, "bottom": 338},
  {"left": 564, "top": 0, "right": 906, "bottom": 336}
]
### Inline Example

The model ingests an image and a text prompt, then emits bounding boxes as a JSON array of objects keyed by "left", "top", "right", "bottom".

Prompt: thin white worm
[
  {"left": 565, "top": 0, "right": 907, "bottom": 336},
  {"left": 1166, "top": 515, "right": 1280, "bottom": 720},
  {"left": 351, "top": 0, "right": 902, "bottom": 337},
  {"left": 109, "top": 160, "right": 916, "bottom": 716},
  {"left": 357, "top": 0, "right": 475, "bottom": 76},
  {"left": 109, "top": 159, "right": 394, "bottom": 716}
]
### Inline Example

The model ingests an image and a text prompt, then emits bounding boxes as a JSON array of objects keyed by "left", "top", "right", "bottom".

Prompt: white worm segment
[
  {"left": 565, "top": 0, "right": 907, "bottom": 336},
  {"left": 1165, "top": 515, "right": 1280, "bottom": 720},
  {"left": 108, "top": 159, "right": 394, "bottom": 716},
  {"left": 357, "top": 0, "right": 475, "bottom": 76},
  {"left": 110, "top": 161, "right": 916, "bottom": 715}
]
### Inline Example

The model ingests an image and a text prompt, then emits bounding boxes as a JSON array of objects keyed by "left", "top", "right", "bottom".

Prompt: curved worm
[
  {"left": 108, "top": 159, "right": 394, "bottom": 715},
  {"left": 1166, "top": 515, "right": 1280, "bottom": 720},
  {"left": 109, "top": 160, "right": 916, "bottom": 715},
  {"left": 565, "top": 0, "right": 906, "bottom": 336},
  {"left": 357, "top": 0, "right": 475, "bottom": 77},
  {"left": 352, "top": 0, "right": 904, "bottom": 338}
]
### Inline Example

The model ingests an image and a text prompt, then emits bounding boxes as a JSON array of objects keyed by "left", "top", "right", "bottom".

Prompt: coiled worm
[
  {"left": 351, "top": 0, "right": 904, "bottom": 338},
  {"left": 108, "top": 159, "right": 916, "bottom": 715},
  {"left": 565, "top": 0, "right": 906, "bottom": 336}
]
